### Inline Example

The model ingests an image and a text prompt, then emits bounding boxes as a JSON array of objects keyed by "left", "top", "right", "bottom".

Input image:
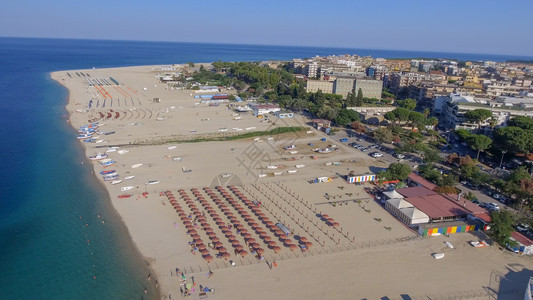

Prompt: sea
[{"left": 0, "top": 37, "right": 531, "bottom": 300}]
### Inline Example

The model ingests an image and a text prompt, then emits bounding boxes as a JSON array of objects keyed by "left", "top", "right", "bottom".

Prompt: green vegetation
[
  {"left": 378, "top": 163, "right": 412, "bottom": 182},
  {"left": 146, "top": 127, "right": 305, "bottom": 145},
  {"left": 464, "top": 109, "right": 492, "bottom": 132},
  {"left": 489, "top": 210, "right": 517, "bottom": 248}
]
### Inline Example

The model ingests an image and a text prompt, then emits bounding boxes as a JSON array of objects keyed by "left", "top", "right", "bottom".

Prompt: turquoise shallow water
[{"left": 0, "top": 37, "right": 531, "bottom": 299}]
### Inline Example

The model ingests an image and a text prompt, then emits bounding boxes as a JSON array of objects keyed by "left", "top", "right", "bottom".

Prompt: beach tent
[
  {"left": 400, "top": 207, "right": 430, "bottom": 225},
  {"left": 383, "top": 190, "right": 404, "bottom": 200}
]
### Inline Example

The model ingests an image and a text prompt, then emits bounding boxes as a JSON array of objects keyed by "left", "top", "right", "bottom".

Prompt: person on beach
[
  {"left": 208, "top": 271, "right": 213, "bottom": 278},
  {"left": 179, "top": 287, "right": 184, "bottom": 296}
]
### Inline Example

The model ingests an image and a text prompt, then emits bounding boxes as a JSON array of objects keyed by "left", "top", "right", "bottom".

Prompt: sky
[{"left": 1, "top": 0, "right": 532, "bottom": 56}]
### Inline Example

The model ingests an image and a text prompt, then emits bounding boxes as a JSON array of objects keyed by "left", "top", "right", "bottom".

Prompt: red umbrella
[
  {"left": 235, "top": 245, "right": 243, "bottom": 251},
  {"left": 200, "top": 249, "right": 209, "bottom": 255},
  {"left": 218, "top": 247, "right": 227, "bottom": 253},
  {"left": 191, "top": 234, "right": 201, "bottom": 239},
  {"left": 240, "top": 229, "right": 248, "bottom": 235},
  {"left": 203, "top": 255, "right": 213, "bottom": 262},
  {"left": 214, "top": 242, "right": 223, "bottom": 248},
  {"left": 236, "top": 224, "right": 244, "bottom": 230},
  {"left": 228, "top": 235, "right": 236, "bottom": 240},
  {"left": 322, "top": 214, "right": 329, "bottom": 219},
  {"left": 231, "top": 240, "right": 240, "bottom": 246},
  {"left": 300, "top": 237, "right": 308, "bottom": 243},
  {"left": 305, "top": 242, "right": 313, "bottom": 249},
  {"left": 211, "top": 236, "right": 220, "bottom": 243},
  {"left": 289, "top": 244, "right": 298, "bottom": 251},
  {"left": 188, "top": 229, "right": 197, "bottom": 235},
  {"left": 265, "top": 221, "right": 274, "bottom": 226},
  {"left": 251, "top": 243, "right": 260, "bottom": 249},
  {"left": 239, "top": 250, "right": 248, "bottom": 257},
  {"left": 246, "top": 238, "right": 256, "bottom": 244},
  {"left": 244, "top": 233, "right": 252, "bottom": 239},
  {"left": 259, "top": 231, "right": 268, "bottom": 238},
  {"left": 208, "top": 232, "right": 216, "bottom": 238},
  {"left": 198, "top": 243, "right": 206, "bottom": 250},
  {"left": 222, "top": 252, "right": 231, "bottom": 259},
  {"left": 333, "top": 222, "right": 340, "bottom": 227},
  {"left": 273, "top": 246, "right": 281, "bottom": 253},
  {"left": 263, "top": 236, "right": 272, "bottom": 242},
  {"left": 193, "top": 238, "right": 203, "bottom": 244},
  {"left": 268, "top": 241, "right": 277, "bottom": 248},
  {"left": 256, "top": 248, "right": 265, "bottom": 254}
]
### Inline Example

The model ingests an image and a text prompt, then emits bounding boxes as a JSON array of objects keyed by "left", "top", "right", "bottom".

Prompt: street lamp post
[{"left": 499, "top": 150, "right": 507, "bottom": 169}]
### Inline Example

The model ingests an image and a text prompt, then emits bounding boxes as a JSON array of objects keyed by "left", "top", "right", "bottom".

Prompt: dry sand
[{"left": 52, "top": 65, "right": 533, "bottom": 300}]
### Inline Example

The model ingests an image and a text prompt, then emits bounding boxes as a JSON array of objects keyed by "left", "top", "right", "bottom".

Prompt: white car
[
  {"left": 486, "top": 203, "right": 500, "bottom": 211},
  {"left": 394, "top": 153, "right": 405, "bottom": 159},
  {"left": 371, "top": 152, "right": 383, "bottom": 158}
]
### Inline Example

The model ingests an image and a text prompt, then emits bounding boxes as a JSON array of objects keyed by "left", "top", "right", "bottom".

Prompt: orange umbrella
[
  {"left": 239, "top": 250, "right": 248, "bottom": 257},
  {"left": 203, "top": 255, "right": 213, "bottom": 262},
  {"left": 299, "top": 237, "right": 308, "bottom": 243},
  {"left": 289, "top": 244, "right": 298, "bottom": 251},
  {"left": 273, "top": 246, "right": 281, "bottom": 253}
]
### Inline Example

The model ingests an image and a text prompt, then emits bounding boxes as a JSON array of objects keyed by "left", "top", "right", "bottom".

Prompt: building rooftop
[
  {"left": 404, "top": 194, "right": 469, "bottom": 219},
  {"left": 511, "top": 231, "right": 533, "bottom": 246},
  {"left": 407, "top": 173, "right": 438, "bottom": 190},
  {"left": 397, "top": 186, "right": 437, "bottom": 198}
]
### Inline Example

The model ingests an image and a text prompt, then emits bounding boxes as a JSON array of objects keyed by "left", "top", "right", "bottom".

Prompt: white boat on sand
[
  {"left": 121, "top": 186, "right": 134, "bottom": 191},
  {"left": 131, "top": 163, "right": 143, "bottom": 168},
  {"left": 124, "top": 176, "right": 135, "bottom": 180},
  {"left": 111, "top": 180, "right": 122, "bottom": 185}
]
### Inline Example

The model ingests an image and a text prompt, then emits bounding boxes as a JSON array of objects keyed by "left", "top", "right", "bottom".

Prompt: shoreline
[
  {"left": 52, "top": 63, "right": 533, "bottom": 299},
  {"left": 52, "top": 71, "right": 161, "bottom": 299}
]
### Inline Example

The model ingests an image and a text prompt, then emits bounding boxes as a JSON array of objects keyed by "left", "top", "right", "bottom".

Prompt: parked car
[
  {"left": 486, "top": 203, "right": 500, "bottom": 211},
  {"left": 371, "top": 152, "right": 383, "bottom": 158},
  {"left": 340, "top": 138, "right": 348, "bottom": 142},
  {"left": 394, "top": 153, "right": 405, "bottom": 159}
]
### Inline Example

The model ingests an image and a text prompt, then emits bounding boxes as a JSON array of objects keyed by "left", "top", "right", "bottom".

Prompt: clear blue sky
[{"left": 1, "top": 0, "right": 532, "bottom": 56}]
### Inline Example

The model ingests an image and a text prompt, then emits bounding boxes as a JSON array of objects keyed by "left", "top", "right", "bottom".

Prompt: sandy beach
[{"left": 52, "top": 64, "right": 533, "bottom": 300}]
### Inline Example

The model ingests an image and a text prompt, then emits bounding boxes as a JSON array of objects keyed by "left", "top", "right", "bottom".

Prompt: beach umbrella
[
  {"left": 228, "top": 234, "right": 236, "bottom": 240},
  {"left": 273, "top": 246, "right": 281, "bottom": 253},
  {"left": 322, "top": 214, "right": 329, "bottom": 219},
  {"left": 214, "top": 241, "right": 223, "bottom": 248},
  {"left": 289, "top": 244, "right": 298, "bottom": 251},
  {"left": 222, "top": 252, "right": 231, "bottom": 259},
  {"left": 268, "top": 241, "right": 277, "bottom": 248},
  {"left": 231, "top": 240, "right": 239, "bottom": 246},
  {"left": 263, "top": 236, "right": 272, "bottom": 242},
  {"left": 225, "top": 231, "right": 233, "bottom": 238},
  {"left": 236, "top": 224, "right": 244, "bottom": 230},
  {"left": 259, "top": 231, "right": 268, "bottom": 238},
  {"left": 188, "top": 229, "right": 197, "bottom": 235},
  {"left": 200, "top": 249, "right": 209, "bottom": 255},
  {"left": 299, "top": 237, "right": 308, "bottom": 243},
  {"left": 234, "top": 245, "right": 243, "bottom": 251},
  {"left": 251, "top": 243, "right": 260, "bottom": 249},
  {"left": 191, "top": 234, "right": 201, "bottom": 239},
  {"left": 205, "top": 227, "right": 213, "bottom": 233},
  {"left": 256, "top": 248, "right": 265, "bottom": 254},
  {"left": 198, "top": 243, "right": 206, "bottom": 250},
  {"left": 211, "top": 236, "right": 220, "bottom": 243},
  {"left": 239, "top": 250, "right": 248, "bottom": 257},
  {"left": 333, "top": 222, "right": 340, "bottom": 227},
  {"left": 203, "top": 255, "right": 213, "bottom": 262},
  {"left": 265, "top": 221, "right": 274, "bottom": 226},
  {"left": 240, "top": 229, "right": 248, "bottom": 235},
  {"left": 193, "top": 238, "right": 203, "bottom": 244},
  {"left": 284, "top": 241, "right": 293, "bottom": 247},
  {"left": 218, "top": 247, "right": 227, "bottom": 253},
  {"left": 208, "top": 232, "right": 216, "bottom": 238},
  {"left": 246, "top": 237, "right": 256, "bottom": 244},
  {"left": 243, "top": 233, "right": 252, "bottom": 239}
]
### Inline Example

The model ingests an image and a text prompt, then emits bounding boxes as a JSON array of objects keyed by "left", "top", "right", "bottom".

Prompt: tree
[
  {"left": 399, "top": 98, "right": 417, "bottom": 110},
  {"left": 350, "top": 121, "right": 366, "bottom": 134},
  {"left": 464, "top": 109, "right": 492, "bottom": 133},
  {"left": 408, "top": 111, "right": 426, "bottom": 130},
  {"left": 334, "top": 108, "right": 360, "bottom": 126},
  {"left": 467, "top": 134, "right": 492, "bottom": 160},
  {"left": 494, "top": 126, "right": 533, "bottom": 154},
  {"left": 355, "top": 88, "right": 364, "bottom": 106},
  {"left": 382, "top": 163, "right": 411, "bottom": 181},
  {"left": 508, "top": 116, "right": 533, "bottom": 130},
  {"left": 426, "top": 116, "right": 439, "bottom": 129},
  {"left": 346, "top": 91, "right": 357, "bottom": 107},
  {"left": 422, "top": 147, "right": 441, "bottom": 165},
  {"left": 373, "top": 127, "right": 394, "bottom": 144},
  {"left": 489, "top": 210, "right": 516, "bottom": 248}
]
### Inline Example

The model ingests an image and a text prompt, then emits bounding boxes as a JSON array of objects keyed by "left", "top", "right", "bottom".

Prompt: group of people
[{"left": 170, "top": 268, "right": 216, "bottom": 298}]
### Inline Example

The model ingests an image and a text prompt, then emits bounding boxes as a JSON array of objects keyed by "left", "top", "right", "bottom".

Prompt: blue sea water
[{"left": 0, "top": 37, "right": 531, "bottom": 299}]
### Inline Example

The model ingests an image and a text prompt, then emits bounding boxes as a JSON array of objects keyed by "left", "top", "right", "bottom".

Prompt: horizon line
[{"left": 2, "top": 35, "right": 533, "bottom": 60}]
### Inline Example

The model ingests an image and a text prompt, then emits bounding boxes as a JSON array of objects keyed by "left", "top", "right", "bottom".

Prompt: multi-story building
[
  {"left": 438, "top": 93, "right": 533, "bottom": 131},
  {"left": 486, "top": 82, "right": 528, "bottom": 97},
  {"left": 354, "top": 78, "right": 383, "bottom": 99},
  {"left": 333, "top": 77, "right": 356, "bottom": 97},
  {"left": 333, "top": 77, "right": 383, "bottom": 98},
  {"left": 306, "top": 80, "right": 334, "bottom": 94},
  {"left": 387, "top": 72, "right": 431, "bottom": 95}
]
